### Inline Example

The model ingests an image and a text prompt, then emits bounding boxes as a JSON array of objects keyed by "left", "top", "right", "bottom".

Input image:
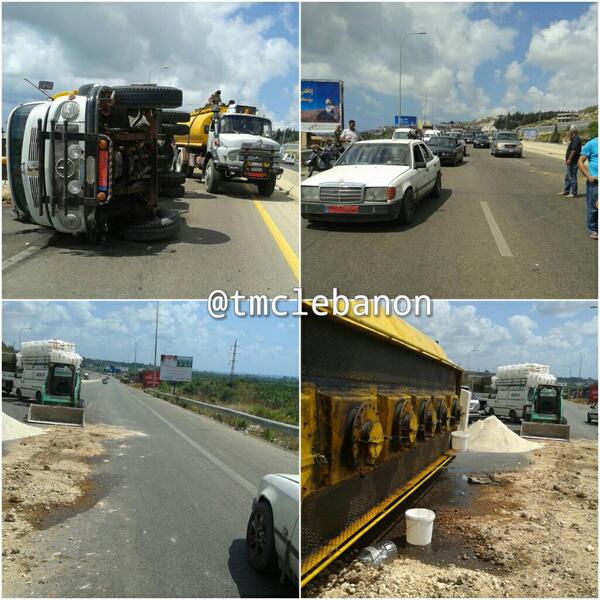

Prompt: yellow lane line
[{"left": 252, "top": 198, "right": 299, "bottom": 282}]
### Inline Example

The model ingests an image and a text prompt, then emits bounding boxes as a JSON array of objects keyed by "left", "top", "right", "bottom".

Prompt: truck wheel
[
  {"left": 161, "top": 110, "right": 191, "bottom": 124},
  {"left": 246, "top": 501, "right": 278, "bottom": 573},
  {"left": 117, "top": 208, "right": 181, "bottom": 242},
  {"left": 257, "top": 176, "right": 277, "bottom": 197},
  {"left": 398, "top": 188, "right": 416, "bottom": 225},
  {"left": 509, "top": 410, "right": 518, "bottom": 424},
  {"left": 16, "top": 389, "right": 23, "bottom": 401},
  {"left": 587, "top": 414, "right": 592, "bottom": 423},
  {"left": 205, "top": 159, "right": 221, "bottom": 194},
  {"left": 161, "top": 123, "right": 189, "bottom": 136},
  {"left": 159, "top": 172, "right": 186, "bottom": 188},
  {"left": 160, "top": 185, "right": 185, "bottom": 198},
  {"left": 35, "top": 391, "right": 42, "bottom": 403},
  {"left": 112, "top": 85, "right": 183, "bottom": 109},
  {"left": 487, "top": 407, "right": 495, "bottom": 416},
  {"left": 431, "top": 173, "right": 442, "bottom": 198}
]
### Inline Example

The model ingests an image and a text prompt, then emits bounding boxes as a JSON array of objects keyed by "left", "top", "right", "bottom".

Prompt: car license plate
[
  {"left": 246, "top": 171, "right": 267, "bottom": 179},
  {"left": 326, "top": 205, "right": 359, "bottom": 214}
]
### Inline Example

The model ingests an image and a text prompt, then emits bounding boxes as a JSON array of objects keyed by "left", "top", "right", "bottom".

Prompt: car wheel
[
  {"left": 257, "top": 176, "right": 277, "bottom": 197},
  {"left": 16, "top": 388, "right": 23, "bottom": 401},
  {"left": 516, "top": 153, "right": 522, "bottom": 158},
  {"left": 117, "top": 208, "right": 181, "bottom": 242},
  {"left": 112, "top": 85, "right": 183, "bottom": 109},
  {"left": 398, "top": 188, "right": 416, "bottom": 225},
  {"left": 509, "top": 410, "right": 518, "bottom": 424},
  {"left": 159, "top": 171, "right": 186, "bottom": 188},
  {"left": 431, "top": 173, "right": 442, "bottom": 198},
  {"left": 246, "top": 501, "right": 278, "bottom": 573},
  {"left": 205, "top": 158, "right": 220, "bottom": 194}
]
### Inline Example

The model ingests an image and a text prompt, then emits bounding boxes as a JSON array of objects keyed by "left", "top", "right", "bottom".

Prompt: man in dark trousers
[{"left": 558, "top": 125, "right": 582, "bottom": 198}]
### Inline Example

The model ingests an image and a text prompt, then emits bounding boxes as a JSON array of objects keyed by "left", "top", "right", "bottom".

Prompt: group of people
[{"left": 559, "top": 125, "right": 598, "bottom": 240}]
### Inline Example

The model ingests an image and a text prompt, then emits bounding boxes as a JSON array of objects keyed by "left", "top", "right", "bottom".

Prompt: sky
[
  {"left": 2, "top": 2, "right": 299, "bottom": 129},
  {"left": 2, "top": 301, "right": 299, "bottom": 377},
  {"left": 302, "top": 2, "right": 598, "bottom": 130},
  {"left": 406, "top": 300, "right": 598, "bottom": 379}
]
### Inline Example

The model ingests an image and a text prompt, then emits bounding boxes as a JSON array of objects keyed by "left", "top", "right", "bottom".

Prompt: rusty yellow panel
[
  {"left": 301, "top": 383, "right": 316, "bottom": 498},
  {"left": 377, "top": 392, "right": 414, "bottom": 460},
  {"left": 432, "top": 395, "right": 452, "bottom": 433}
]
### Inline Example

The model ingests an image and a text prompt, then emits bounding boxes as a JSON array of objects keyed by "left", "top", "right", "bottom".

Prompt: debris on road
[
  {"left": 306, "top": 439, "right": 597, "bottom": 598},
  {"left": 2, "top": 423, "right": 141, "bottom": 587},
  {"left": 468, "top": 416, "right": 540, "bottom": 453},
  {"left": 2, "top": 413, "right": 46, "bottom": 441}
]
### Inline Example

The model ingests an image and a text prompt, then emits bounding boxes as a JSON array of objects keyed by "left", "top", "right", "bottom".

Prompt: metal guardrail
[{"left": 148, "top": 389, "right": 299, "bottom": 437}]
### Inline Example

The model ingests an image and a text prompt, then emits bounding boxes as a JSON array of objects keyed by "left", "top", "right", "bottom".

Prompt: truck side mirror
[{"left": 38, "top": 80, "right": 54, "bottom": 91}]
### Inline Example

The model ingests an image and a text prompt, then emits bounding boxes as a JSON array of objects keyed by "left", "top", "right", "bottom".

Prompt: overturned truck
[
  {"left": 301, "top": 305, "right": 464, "bottom": 587},
  {"left": 7, "top": 83, "right": 190, "bottom": 241}
]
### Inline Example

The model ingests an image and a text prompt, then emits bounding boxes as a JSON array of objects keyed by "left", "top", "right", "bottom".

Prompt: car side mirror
[{"left": 414, "top": 161, "right": 426, "bottom": 169}]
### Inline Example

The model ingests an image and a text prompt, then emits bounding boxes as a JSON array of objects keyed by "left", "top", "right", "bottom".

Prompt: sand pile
[
  {"left": 467, "top": 416, "right": 540, "bottom": 453},
  {"left": 2, "top": 413, "right": 46, "bottom": 442}
]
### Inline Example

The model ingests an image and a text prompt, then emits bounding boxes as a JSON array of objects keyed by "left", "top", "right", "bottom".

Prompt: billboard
[
  {"left": 143, "top": 371, "right": 160, "bottom": 388},
  {"left": 301, "top": 79, "right": 343, "bottom": 133},
  {"left": 394, "top": 115, "right": 418, "bottom": 128},
  {"left": 522, "top": 128, "right": 538, "bottom": 140},
  {"left": 160, "top": 354, "right": 193, "bottom": 382}
]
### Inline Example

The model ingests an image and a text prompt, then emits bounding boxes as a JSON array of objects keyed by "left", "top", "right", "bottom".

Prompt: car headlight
[
  {"left": 60, "top": 101, "right": 80, "bottom": 122},
  {"left": 227, "top": 151, "right": 239, "bottom": 161},
  {"left": 364, "top": 187, "right": 388, "bottom": 202},
  {"left": 302, "top": 186, "right": 318, "bottom": 201}
]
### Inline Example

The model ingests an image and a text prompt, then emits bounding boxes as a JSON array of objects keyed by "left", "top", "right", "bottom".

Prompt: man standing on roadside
[
  {"left": 340, "top": 120, "right": 362, "bottom": 144},
  {"left": 558, "top": 125, "right": 582, "bottom": 198},
  {"left": 578, "top": 136, "right": 598, "bottom": 239}
]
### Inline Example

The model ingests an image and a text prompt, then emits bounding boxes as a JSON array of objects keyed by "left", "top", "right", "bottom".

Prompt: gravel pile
[
  {"left": 467, "top": 416, "right": 540, "bottom": 453},
  {"left": 2, "top": 413, "right": 46, "bottom": 442}
]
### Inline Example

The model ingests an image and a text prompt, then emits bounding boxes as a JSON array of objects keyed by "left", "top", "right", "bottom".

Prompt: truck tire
[
  {"left": 398, "top": 188, "right": 416, "bottom": 225},
  {"left": 161, "top": 123, "right": 189, "bottom": 136},
  {"left": 161, "top": 110, "right": 191, "bottom": 124},
  {"left": 160, "top": 185, "right": 185, "bottom": 198},
  {"left": 487, "top": 407, "right": 495, "bottom": 416},
  {"left": 257, "top": 176, "right": 277, "bottom": 197},
  {"left": 112, "top": 85, "right": 183, "bottom": 109},
  {"left": 117, "top": 208, "right": 181, "bottom": 242},
  {"left": 159, "top": 172, "right": 186, "bottom": 188},
  {"left": 246, "top": 501, "right": 278, "bottom": 573},
  {"left": 16, "top": 388, "right": 23, "bottom": 401},
  {"left": 35, "top": 391, "right": 42, "bottom": 403},
  {"left": 509, "top": 409, "right": 518, "bottom": 424},
  {"left": 205, "top": 158, "right": 221, "bottom": 194}
]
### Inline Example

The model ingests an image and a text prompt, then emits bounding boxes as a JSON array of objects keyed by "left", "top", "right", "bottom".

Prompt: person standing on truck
[
  {"left": 227, "top": 99, "right": 237, "bottom": 113},
  {"left": 559, "top": 126, "right": 582, "bottom": 198},
  {"left": 578, "top": 136, "right": 598, "bottom": 240},
  {"left": 340, "top": 120, "right": 362, "bottom": 144},
  {"left": 208, "top": 89, "right": 222, "bottom": 106}
]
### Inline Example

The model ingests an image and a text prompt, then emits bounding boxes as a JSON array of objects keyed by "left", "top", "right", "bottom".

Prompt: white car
[
  {"left": 246, "top": 473, "right": 299, "bottom": 586},
  {"left": 282, "top": 153, "right": 295, "bottom": 166},
  {"left": 301, "top": 139, "right": 442, "bottom": 224},
  {"left": 392, "top": 127, "right": 414, "bottom": 140},
  {"left": 423, "top": 129, "right": 441, "bottom": 142}
]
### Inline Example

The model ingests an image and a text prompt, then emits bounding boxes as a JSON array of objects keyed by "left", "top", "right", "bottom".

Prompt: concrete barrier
[
  {"left": 148, "top": 389, "right": 299, "bottom": 438},
  {"left": 276, "top": 168, "right": 299, "bottom": 201},
  {"left": 522, "top": 141, "right": 568, "bottom": 160}
]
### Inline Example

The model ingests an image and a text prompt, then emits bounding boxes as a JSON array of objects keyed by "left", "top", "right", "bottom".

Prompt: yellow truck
[
  {"left": 301, "top": 304, "right": 464, "bottom": 586},
  {"left": 171, "top": 104, "right": 283, "bottom": 196}
]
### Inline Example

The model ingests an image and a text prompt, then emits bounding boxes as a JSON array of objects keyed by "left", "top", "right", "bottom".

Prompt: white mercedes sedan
[{"left": 301, "top": 139, "right": 441, "bottom": 224}]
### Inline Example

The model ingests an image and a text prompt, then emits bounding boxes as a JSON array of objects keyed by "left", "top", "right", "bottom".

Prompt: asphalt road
[
  {"left": 302, "top": 147, "right": 597, "bottom": 299},
  {"left": 2, "top": 378, "right": 297, "bottom": 597},
  {"left": 2, "top": 175, "right": 299, "bottom": 299}
]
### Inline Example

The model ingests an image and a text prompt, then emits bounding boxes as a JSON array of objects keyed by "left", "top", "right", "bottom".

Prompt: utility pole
[
  {"left": 229, "top": 339, "right": 238, "bottom": 382},
  {"left": 153, "top": 302, "right": 159, "bottom": 386}
]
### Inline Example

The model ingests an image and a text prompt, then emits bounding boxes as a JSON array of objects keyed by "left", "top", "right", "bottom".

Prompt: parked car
[
  {"left": 587, "top": 401, "right": 598, "bottom": 424},
  {"left": 469, "top": 393, "right": 482, "bottom": 422},
  {"left": 426, "top": 136, "right": 465, "bottom": 165},
  {"left": 464, "top": 131, "right": 474, "bottom": 144},
  {"left": 246, "top": 474, "right": 299, "bottom": 586},
  {"left": 491, "top": 131, "right": 523, "bottom": 157},
  {"left": 282, "top": 152, "right": 295, "bottom": 166},
  {"left": 83, "top": 372, "right": 90, "bottom": 380},
  {"left": 301, "top": 139, "right": 442, "bottom": 224},
  {"left": 102, "top": 376, "right": 108, "bottom": 384},
  {"left": 473, "top": 133, "right": 490, "bottom": 148}
]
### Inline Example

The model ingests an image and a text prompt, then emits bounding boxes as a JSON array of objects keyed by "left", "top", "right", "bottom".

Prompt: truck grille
[
  {"left": 240, "top": 148, "right": 276, "bottom": 161},
  {"left": 28, "top": 127, "right": 41, "bottom": 208},
  {"left": 319, "top": 184, "right": 364, "bottom": 203}
]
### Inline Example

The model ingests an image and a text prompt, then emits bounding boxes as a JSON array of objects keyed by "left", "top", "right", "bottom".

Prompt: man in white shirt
[{"left": 340, "top": 120, "right": 362, "bottom": 144}]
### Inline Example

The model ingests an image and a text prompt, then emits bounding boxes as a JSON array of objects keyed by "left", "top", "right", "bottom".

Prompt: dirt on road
[
  {"left": 2, "top": 424, "right": 141, "bottom": 588},
  {"left": 305, "top": 439, "right": 598, "bottom": 598}
]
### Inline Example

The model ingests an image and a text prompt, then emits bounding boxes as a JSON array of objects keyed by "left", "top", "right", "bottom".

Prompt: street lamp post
[
  {"left": 398, "top": 32, "right": 427, "bottom": 126},
  {"left": 147, "top": 65, "right": 169, "bottom": 83}
]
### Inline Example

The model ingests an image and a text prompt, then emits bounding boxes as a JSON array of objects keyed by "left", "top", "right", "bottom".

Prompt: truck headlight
[
  {"left": 67, "top": 180, "right": 82, "bottom": 195},
  {"left": 227, "top": 151, "right": 239, "bottom": 161},
  {"left": 302, "top": 186, "right": 318, "bottom": 201},
  {"left": 68, "top": 144, "right": 82, "bottom": 160},
  {"left": 60, "top": 101, "right": 80, "bottom": 122}
]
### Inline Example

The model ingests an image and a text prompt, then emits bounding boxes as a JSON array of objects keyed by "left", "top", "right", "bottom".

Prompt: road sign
[
  {"left": 143, "top": 371, "right": 160, "bottom": 388},
  {"left": 301, "top": 79, "right": 344, "bottom": 133},
  {"left": 394, "top": 115, "right": 418, "bottom": 127},
  {"left": 160, "top": 354, "right": 193, "bottom": 382},
  {"left": 523, "top": 128, "right": 538, "bottom": 140}
]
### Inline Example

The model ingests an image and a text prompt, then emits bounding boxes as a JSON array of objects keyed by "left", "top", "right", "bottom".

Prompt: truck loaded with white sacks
[
  {"left": 487, "top": 363, "right": 570, "bottom": 441},
  {"left": 7, "top": 82, "right": 191, "bottom": 242}
]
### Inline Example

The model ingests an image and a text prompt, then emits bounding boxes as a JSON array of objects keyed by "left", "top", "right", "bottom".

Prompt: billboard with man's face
[{"left": 301, "top": 79, "right": 343, "bottom": 133}]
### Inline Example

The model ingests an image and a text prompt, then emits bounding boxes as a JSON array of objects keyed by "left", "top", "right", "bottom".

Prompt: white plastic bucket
[
  {"left": 405, "top": 508, "right": 435, "bottom": 546},
  {"left": 451, "top": 431, "right": 469, "bottom": 452}
]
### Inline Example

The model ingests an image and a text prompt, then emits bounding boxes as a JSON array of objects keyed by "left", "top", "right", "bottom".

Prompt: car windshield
[
  {"left": 220, "top": 115, "right": 273, "bottom": 137},
  {"left": 428, "top": 137, "right": 455, "bottom": 148},
  {"left": 337, "top": 143, "right": 411, "bottom": 166},
  {"left": 497, "top": 133, "right": 518, "bottom": 141},
  {"left": 392, "top": 131, "right": 410, "bottom": 139}
]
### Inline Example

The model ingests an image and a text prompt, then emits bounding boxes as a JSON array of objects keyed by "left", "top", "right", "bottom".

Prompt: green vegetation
[{"left": 156, "top": 373, "right": 298, "bottom": 425}]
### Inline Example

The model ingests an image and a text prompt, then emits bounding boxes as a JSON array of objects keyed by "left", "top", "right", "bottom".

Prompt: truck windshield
[
  {"left": 220, "top": 115, "right": 272, "bottom": 137},
  {"left": 7, "top": 104, "right": 38, "bottom": 217},
  {"left": 337, "top": 143, "right": 411, "bottom": 166}
]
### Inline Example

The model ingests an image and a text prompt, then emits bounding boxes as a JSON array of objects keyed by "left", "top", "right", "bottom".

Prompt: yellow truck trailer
[{"left": 301, "top": 304, "right": 464, "bottom": 586}]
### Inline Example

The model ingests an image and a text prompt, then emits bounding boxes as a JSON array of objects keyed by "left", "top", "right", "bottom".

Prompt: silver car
[{"left": 491, "top": 131, "right": 523, "bottom": 157}]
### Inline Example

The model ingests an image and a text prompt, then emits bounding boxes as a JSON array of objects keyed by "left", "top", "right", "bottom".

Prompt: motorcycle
[{"left": 305, "top": 142, "right": 344, "bottom": 177}]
